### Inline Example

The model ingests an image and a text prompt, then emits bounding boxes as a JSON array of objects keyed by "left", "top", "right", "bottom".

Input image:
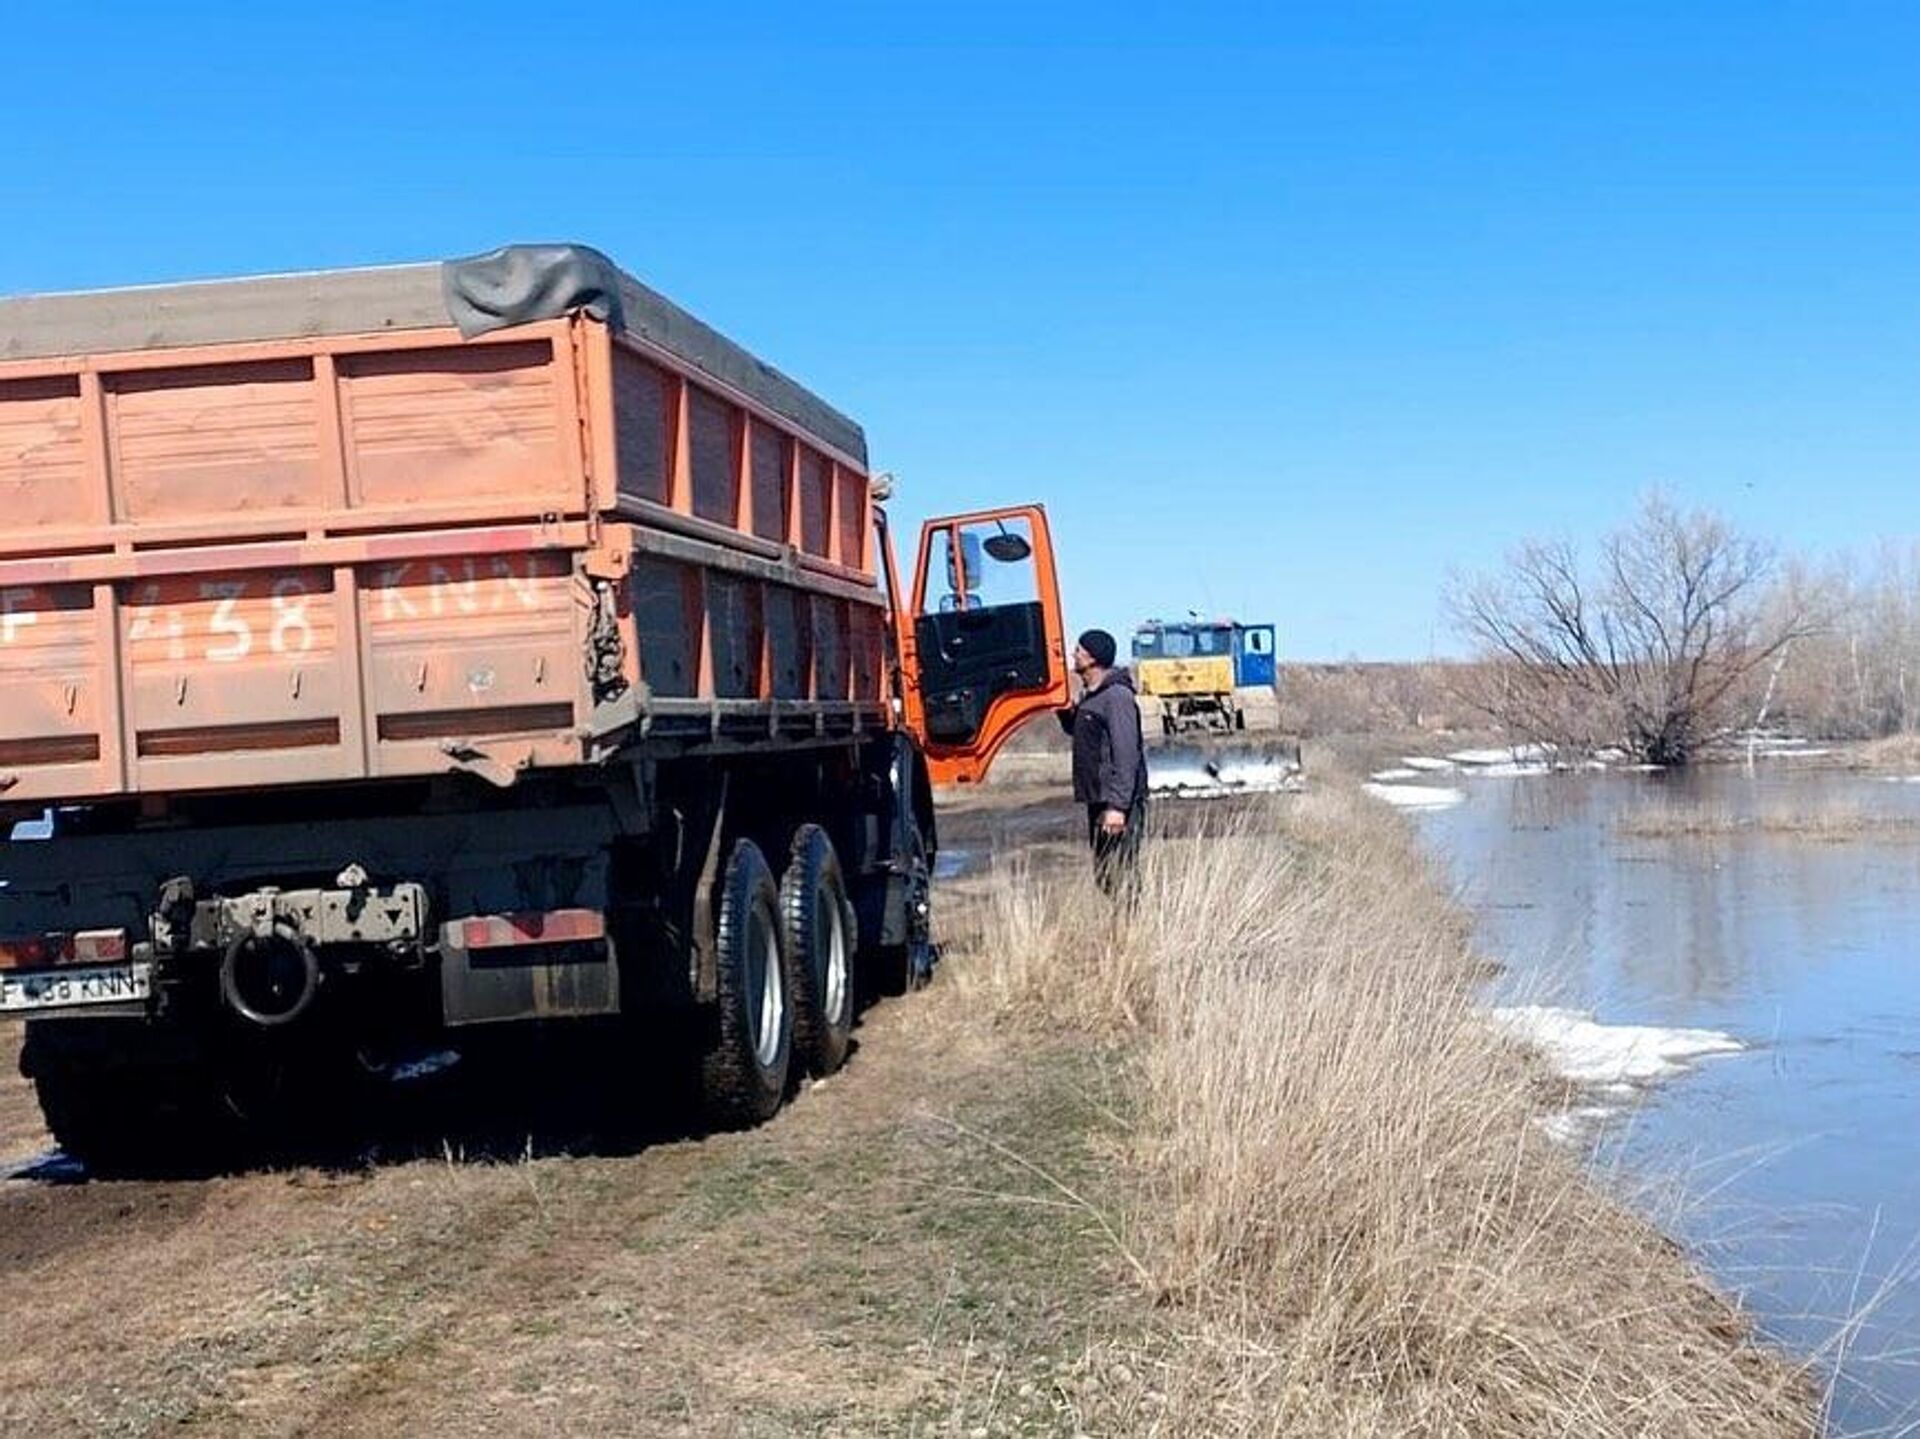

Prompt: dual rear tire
[
  {"left": 782, "top": 825, "right": 856, "bottom": 1078},
  {"left": 698, "top": 826, "right": 857, "bottom": 1130}
]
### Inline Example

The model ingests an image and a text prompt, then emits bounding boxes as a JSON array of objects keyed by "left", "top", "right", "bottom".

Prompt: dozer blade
[{"left": 1147, "top": 743, "right": 1304, "bottom": 800}]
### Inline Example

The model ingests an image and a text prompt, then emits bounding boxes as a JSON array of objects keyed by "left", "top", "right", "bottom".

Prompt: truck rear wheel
[
  {"left": 24, "top": 1027, "right": 236, "bottom": 1176},
  {"left": 700, "top": 839, "right": 793, "bottom": 1129},
  {"left": 867, "top": 825, "right": 935, "bottom": 999},
  {"left": 781, "top": 826, "right": 855, "bottom": 1077}
]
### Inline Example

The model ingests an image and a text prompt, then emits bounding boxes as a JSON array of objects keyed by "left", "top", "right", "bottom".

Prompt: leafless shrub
[{"left": 1446, "top": 494, "right": 1823, "bottom": 764}]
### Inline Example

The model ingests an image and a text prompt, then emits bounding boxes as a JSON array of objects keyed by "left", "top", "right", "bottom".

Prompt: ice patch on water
[
  {"left": 1490, "top": 1006, "right": 1743, "bottom": 1146},
  {"left": 1732, "top": 732, "right": 1834, "bottom": 760},
  {"left": 1363, "top": 782, "right": 1465, "bottom": 810},
  {"left": 1536, "top": 1106, "right": 1618, "bottom": 1146},
  {"left": 1447, "top": 744, "right": 1550, "bottom": 767},
  {"left": 1491, "top": 1005, "right": 1743, "bottom": 1085},
  {"left": 1880, "top": 775, "right": 1920, "bottom": 785},
  {"left": 1395, "top": 746, "right": 1554, "bottom": 779},
  {"left": 1370, "top": 767, "right": 1421, "bottom": 782}
]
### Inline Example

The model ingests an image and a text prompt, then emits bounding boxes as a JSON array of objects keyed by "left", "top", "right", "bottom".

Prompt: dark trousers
[{"left": 1087, "top": 801, "right": 1147, "bottom": 896}]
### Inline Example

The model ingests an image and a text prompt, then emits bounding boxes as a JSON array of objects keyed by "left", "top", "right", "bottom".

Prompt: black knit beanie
[{"left": 1077, "top": 628, "right": 1117, "bottom": 668}]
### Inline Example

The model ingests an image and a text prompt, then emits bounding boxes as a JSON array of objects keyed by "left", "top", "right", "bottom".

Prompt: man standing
[{"left": 1058, "top": 628, "right": 1149, "bottom": 893}]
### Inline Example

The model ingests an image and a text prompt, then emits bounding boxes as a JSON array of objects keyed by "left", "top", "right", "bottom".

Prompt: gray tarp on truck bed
[{"left": 0, "top": 243, "right": 866, "bottom": 464}]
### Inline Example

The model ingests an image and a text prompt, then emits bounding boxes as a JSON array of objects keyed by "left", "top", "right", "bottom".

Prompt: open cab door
[{"left": 894, "top": 505, "right": 1069, "bottom": 785}]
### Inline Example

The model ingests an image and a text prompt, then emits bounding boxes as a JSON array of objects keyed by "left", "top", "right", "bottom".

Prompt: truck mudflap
[{"left": 439, "top": 908, "right": 619, "bottom": 1026}]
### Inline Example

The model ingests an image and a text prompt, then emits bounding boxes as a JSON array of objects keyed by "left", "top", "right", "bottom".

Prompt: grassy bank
[{"left": 943, "top": 787, "right": 1815, "bottom": 1436}]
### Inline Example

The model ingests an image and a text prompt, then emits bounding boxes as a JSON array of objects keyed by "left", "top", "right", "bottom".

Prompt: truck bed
[{"left": 0, "top": 245, "right": 885, "bottom": 810}]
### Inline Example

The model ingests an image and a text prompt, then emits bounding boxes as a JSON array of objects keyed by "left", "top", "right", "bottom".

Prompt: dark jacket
[{"left": 1058, "top": 668, "right": 1148, "bottom": 813}]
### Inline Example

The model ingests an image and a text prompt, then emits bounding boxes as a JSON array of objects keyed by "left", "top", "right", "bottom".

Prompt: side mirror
[{"left": 983, "top": 532, "right": 1031, "bottom": 563}]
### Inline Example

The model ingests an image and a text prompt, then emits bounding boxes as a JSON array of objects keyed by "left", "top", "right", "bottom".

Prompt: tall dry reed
[
  {"left": 951, "top": 789, "right": 1813, "bottom": 1437},
  {"left": 1617, "top": 796, "right": 1920, "bottom": 841}
]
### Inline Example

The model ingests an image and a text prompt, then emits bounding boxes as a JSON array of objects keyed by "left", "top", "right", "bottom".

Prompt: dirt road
[{"left": 0, "top": 790, "right": 1157, "bottom": 1437}]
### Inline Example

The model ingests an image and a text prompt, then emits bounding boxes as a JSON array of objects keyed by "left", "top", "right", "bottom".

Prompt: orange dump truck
[{"left": 0, "top": 244, "right": 1067, "bottom": 1167}]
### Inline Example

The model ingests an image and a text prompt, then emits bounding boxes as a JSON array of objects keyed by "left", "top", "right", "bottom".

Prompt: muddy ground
[{"left": 0, "top": 787, "right": 1171, "bottom": 1437}]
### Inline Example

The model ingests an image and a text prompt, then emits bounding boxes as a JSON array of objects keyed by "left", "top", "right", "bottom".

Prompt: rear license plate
[{"left": 0, "top": 962, "right": 151, "bottom": 1013}]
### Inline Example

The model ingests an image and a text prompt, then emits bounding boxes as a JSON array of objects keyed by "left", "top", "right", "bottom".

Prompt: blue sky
[{"left": 4, "top": 4, "right": 1915, "bottom": 658}]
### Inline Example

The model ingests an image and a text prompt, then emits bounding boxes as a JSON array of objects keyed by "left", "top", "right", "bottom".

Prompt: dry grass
[
  {"left": 1618, "top": 796, "right": 1920, "bottom": 842},
  {"left": 951, "top": 789, "right": 1815, "bottom": 1437},
  {"left": 1850, "top": 733, "right": 1920, "bottom": 771},
  {"left": 0, "top": 997, "right": 1155, "bottom": 1434}
]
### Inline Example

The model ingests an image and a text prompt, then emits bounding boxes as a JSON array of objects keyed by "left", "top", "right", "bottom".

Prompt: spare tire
[
  {"left": 699, "top": 838, "right": 792, "bottom": 1129},
  {"left": 781, "top": 825, "right": 856, "bottom": 1077}
]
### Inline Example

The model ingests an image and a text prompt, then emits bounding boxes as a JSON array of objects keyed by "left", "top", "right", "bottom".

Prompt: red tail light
[
  {"left": 448, "top": 909, "right": 605, "bottom": 951},
  {"left": 0, "top": 928, "right": 128, "bottom": 969}
]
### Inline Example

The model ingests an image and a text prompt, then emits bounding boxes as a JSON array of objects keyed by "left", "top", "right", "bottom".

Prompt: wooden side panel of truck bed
[{"left": 0, "top": 312, "right": 883, "bottom": 808}]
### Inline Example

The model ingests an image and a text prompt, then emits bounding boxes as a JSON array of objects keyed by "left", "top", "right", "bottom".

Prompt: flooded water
[{"left": 1415, "top": 763, "right": 1920, "bottom": 1433}]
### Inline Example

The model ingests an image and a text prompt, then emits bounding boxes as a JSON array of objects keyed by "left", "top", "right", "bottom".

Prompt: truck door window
[{"left": 928, "top": 519, "right": 1039, "bottom": 614}]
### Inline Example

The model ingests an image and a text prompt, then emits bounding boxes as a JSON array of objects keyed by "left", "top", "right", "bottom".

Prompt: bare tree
[
  {"left": 1446, "top": 495, "right": 1823, "bottom": 764},
  {"left": 1767, "top": 544, "right": 1920, "bottom": 740}
]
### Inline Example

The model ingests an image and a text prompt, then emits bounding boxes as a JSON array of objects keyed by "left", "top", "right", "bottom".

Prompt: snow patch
[
  {"left": 1363, "top": 782, "right": 1465, "bottom": 810},
  {"left": 1491, "top": 1005, "right": 1742, "bottom": 1085},
  {"left": 1399, "top": 756, "right": 1457, "bottom": 773},
  {"left": 1369, "top": 767, "right": 1421, "bottom": 782},
  {"left": 1881, "top": 775, "right": 1920, "bottom": 785}
]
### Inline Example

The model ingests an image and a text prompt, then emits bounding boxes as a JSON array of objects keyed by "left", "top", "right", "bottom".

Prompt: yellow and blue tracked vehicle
[{"left": 1132, "top": 618, "right": 1279, "bottom": 736}]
